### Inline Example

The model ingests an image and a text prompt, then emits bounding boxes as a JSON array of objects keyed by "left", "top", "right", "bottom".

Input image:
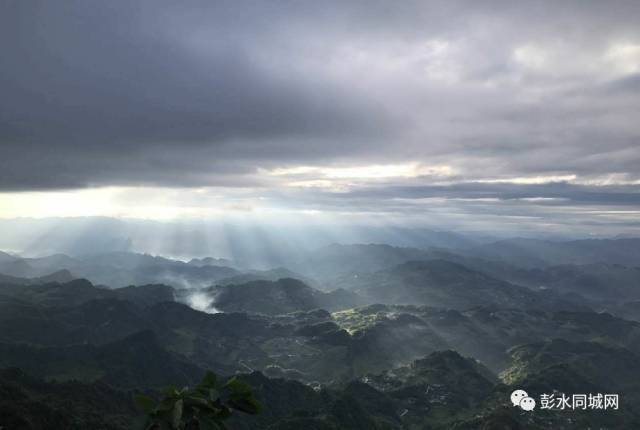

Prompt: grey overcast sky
[{"left": 0, "top": 0, "right": 639, "bottom": 235}]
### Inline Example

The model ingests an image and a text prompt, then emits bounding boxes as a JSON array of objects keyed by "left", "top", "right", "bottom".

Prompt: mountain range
[{"left": 2, "top": 237, "right": 640, "bottom": 428}]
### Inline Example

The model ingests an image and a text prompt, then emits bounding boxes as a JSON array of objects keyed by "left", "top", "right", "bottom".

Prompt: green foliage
[{"left": 135, "top": 371, "right": 261, "bottom": 430}]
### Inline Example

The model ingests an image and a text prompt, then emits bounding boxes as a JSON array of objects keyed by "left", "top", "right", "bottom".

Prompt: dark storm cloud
[
  {"left": 1, "top": 0, "right": 640, "bottom": 213},
  {"left": 0, "top": 0, "right": 395, "bottom": 189},
  {"left": 317, "top": 182, "right": 640, "bottom": 206}
]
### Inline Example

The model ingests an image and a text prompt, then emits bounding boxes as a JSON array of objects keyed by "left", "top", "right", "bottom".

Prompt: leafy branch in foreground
[{"left": 134, "top": 371, "right": 261, "bottom": 430}]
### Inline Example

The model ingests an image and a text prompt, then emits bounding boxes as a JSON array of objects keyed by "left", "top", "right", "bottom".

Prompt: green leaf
[
  {"left": 163, "top": 385, "right": 179, "bottom": 397},
  {"left": 133, "top": 394, "right": 156, "bottom": 414},
  {"left": 225, "top": 377, "right": 252, "bottom": 394},
  {"left": 172, "top": 399, "right": 184, "bottom": 429},
  {"left": 159, "top": 422, "right": 173, "bottom": 430},
  {"left": 157, "top": 397, "right": 176, "bottom": 412},
  {"left": 215, "top": 405, "right": 232, "bottom": 420},
  {"left": 135, "top": 370, "right": 259, "bottom": 430},
  {"left": 131, "top": 415, "right": 153, "bottom": 430},
  {"left": 228, "top": 397, "right": 261, "bottom": 415},
  {"left": 200, "top": 371, "right": 217, "bottom": 388},
  {"left": 198, "top": 415, "right": 223, "bottom": 430},
  {"left": 209, "top": 388, "right": 220, "bottom": 402},
  {"left": 184, "top": 395, "right": 210, "bottom": 409}
]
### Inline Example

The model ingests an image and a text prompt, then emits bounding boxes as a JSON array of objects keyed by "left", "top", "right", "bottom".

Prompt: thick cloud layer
[{"left": 1, "top": 0, "right": 639, "bottom": 232}]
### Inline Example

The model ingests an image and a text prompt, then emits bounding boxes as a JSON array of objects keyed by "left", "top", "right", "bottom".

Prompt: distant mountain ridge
[
  {"left": 333, "top": 259, "right": 588, "bottom": 311},
  {"left": 466, "top": 237, "right": 640, "bottom": 267},
  {"left": 212, "top": 277, "right": 363, "bottom": 314},
  {"left": 0, "top": 269, "right": 74, "bottom": 286},
  {"left": 0, "top": 251, "right": 241, "bottom": 289}
]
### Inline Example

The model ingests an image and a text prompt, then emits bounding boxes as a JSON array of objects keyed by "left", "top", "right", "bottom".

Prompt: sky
[{"left": 1, "top": 0, "right": 640, "bottom": 236}]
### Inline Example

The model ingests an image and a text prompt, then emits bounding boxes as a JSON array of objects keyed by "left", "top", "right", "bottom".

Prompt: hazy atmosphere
[{"left": 2, "top": 2, "right": 640, "bottom": 429}]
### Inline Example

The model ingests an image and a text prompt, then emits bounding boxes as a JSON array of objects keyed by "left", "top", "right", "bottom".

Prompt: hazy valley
[{"left": 2, "top": 236, "right": 640, "bottom": 428}]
